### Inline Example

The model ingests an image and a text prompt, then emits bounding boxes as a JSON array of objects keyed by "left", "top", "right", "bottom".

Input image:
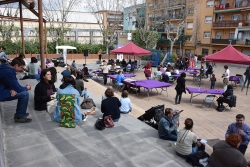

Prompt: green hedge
[{"left": 0, "top": 40, "right": 111, "bottom": 55}]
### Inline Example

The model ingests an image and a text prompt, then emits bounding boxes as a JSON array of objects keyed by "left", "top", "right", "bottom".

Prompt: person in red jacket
[{"left": 144, "top": 67, "right": 151, "bottom": 80}]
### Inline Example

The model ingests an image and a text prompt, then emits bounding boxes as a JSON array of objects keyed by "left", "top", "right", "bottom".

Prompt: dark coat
[
  {"left": 175, "top": 77, "right": 186, "bottom": 94},
  {"left": 34, "top": 81, "right": 56, "bottom": 111},
  {"left": 101, "top": 97, "right": 121, "bottom": 120}
]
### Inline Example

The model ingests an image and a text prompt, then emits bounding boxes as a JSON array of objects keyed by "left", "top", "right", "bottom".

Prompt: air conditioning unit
[{"left": 238, "top": 22, "right": 243, "bottom": 27}]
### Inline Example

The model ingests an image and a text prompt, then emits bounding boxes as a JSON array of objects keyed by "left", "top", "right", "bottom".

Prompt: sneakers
[
  {"left": 82, "top": 114, "right": 88, "bottom": 122},
  {"left": 14, "top": 117, "right": 32, "bottom": 123},
  {"left": 14, "top": 113, "right": 29, "bottom": 119}
]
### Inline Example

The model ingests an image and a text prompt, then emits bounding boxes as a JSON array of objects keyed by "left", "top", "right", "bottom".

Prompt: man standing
[
  {"left": 158, "top": 108, "right": 178, "bottom": 141},
  {"left": 0, "top": 57, "right": 32, "bottom": 123},
  {"left": 225, "top": 114, "right": 250, "bottom": 155},
  {"left": 0, "top": 46, "right": 9, "bottom": 64}
]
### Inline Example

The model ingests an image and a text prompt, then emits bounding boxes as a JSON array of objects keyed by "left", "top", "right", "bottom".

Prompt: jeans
[
  {"left": 244, "top": 75, "right": 250, "bottom": 87},
  {"left": 238, "top": 144, "right": 247, "bottom": 155},
  {"left": 81, "top": 90, "right": 88, "bottom": 99},
  {"left": 103, "top": 73, "right": 108, "bottom": 85},
  {"left": 175, "top": 92, "right": 183, "bottom": 104},
  {"left": 28, "top": 74, "right": 40, "bottom": 81},
  {"left": 176, "top": 146, "right": 198, "bottom": 159},
  {"left": 210, "top": 82, "right": 215, "bottom": 89},
  {"left": 1, "top": 90, "right": 29, "bottom": 118},
  {"left": 206, "top": 71, "right": 212, "bottom": 78},
  {"left": 113, "top": 118, "right": 119, "bottom": 122},
  {"left": 159, "top": 130, "right": 178, "bottom": 141}
]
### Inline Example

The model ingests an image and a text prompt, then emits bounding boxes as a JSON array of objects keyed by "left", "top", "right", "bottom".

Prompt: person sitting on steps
[{"left": 158, "top": 108, "right": 178, "bottom": 141}]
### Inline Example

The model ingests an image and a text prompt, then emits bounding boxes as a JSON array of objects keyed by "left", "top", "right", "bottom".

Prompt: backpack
[
  {"left": 154, "top": 105, "right": 165, "bottom": 122},
  {"left": 186, "top": 151, "right": 209, "bottom": 167},
  {"left": 95, "top": 118, "right": 105, "bottom": 130},
  {"left": 81, "top": 98, "right": 95, "bottom": 109},
  {"left": 104, "top": 115, "right": 114, "bottom": 128}
]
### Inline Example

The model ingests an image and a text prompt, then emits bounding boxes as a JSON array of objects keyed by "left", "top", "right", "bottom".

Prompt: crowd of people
[{"left": 1, "top": 50, "right": 250, "bottom": 166}]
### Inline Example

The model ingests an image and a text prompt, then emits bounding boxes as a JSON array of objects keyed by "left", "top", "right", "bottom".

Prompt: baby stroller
[{"left": 137, "top": 105, "right": 181, "bottom": 130}]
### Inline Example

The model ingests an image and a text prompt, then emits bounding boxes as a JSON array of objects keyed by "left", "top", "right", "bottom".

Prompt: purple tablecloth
[
  {"left": 172, "top": 74, "right": 180, "bottom": 77},
  {"left": 108, "top": 74, "right": 136, "bottom": 79},
  {"left": 134, "top": 80, "right": 172, "bottom": 90},
  {"left": 229, "top": 76, "right": 241, "bottom": 82},
  {"left": 186, "top": 87, "right": 224, "bottom": 95},
  {"left": 188, "top": 67, "right": 200, "bottom": 70},
  {"left": 179, "top": 70, "right": 198, "bottom": 75}
]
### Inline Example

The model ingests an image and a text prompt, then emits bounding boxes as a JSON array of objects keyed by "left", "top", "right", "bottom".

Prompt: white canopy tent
[{"left": 55, "top": 46, "right": 77, "bottom": 65}]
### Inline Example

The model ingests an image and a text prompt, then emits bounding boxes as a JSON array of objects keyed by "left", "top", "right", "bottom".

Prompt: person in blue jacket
[
  {"left": 0, "top": 57, "right": 32, "bottom": 123},
  {"left": 52, "top": 75, "right": 83, "bottom": 126},
  {"left": 116, "top": 71, "right": 126, "bottom": 91}
]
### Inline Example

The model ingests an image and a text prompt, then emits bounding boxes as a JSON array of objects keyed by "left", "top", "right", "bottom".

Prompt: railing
[
  {"left": 236, "top": 38, "right": 250, "bottom": 45},
  {"left": 214, "top": 2, "right": 250, "bottom": 11},
  {"left": 211, "top": 38, "right": 236, "bottom": 45},
  {"left": 213, "top": 20, "right": 248, "bottom": 27},
  {"left": 158, "top": 39, "right": 180, "bottom": 46}
]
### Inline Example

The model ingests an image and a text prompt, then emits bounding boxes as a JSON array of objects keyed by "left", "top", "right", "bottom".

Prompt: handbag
[
  {"left": 104, "top": 115, "right": 114, "bottom": 128},
  {"left": 95, "top": 118, "right": 105, "bottom": 130}
]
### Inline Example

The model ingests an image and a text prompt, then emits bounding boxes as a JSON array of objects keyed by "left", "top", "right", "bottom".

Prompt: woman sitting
[
  {"left": 101, "top": 88, "right": 121, "bottom": 122},
  {"left": 209, "top": 133, "right": 247, "bottom": 167},
  {"left": 119, "top": 90, "right": 132, "bottom": 114},
  {"left": 216, "top": 84, "right": 233, "bottom": 110},
  {"left": 34, "top": 69, "right": 56, "bottom": 111},
  {"left": 175, "top": 118, "right": 198, "bottom": 158},
  {"left": 26, "top": 57, "right": 40, "bottom": 80},
  {"left": 52, "top": 75, "right": 83, "bottom": 128}
]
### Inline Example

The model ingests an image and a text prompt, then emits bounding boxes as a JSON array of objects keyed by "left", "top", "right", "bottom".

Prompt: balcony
[
  {"left": 158, "top": 39, "right": 180, "bottom": 46},
  {"left": 236, "top": 38, "right": 250, "bottom": 45},
  {"left": 214, "top": 2, "right": 250, "bottom": 11},
  {"left": 213, "top": 20, "right": 249, "bottom": 28},
  {"left": 211, "top": 38, "right": 236, "bottom": 45}
]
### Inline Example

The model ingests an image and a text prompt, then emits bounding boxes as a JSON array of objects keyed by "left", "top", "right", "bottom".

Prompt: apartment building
[{"left": 210, "top": 0, "right": 250, "bottom": 55}]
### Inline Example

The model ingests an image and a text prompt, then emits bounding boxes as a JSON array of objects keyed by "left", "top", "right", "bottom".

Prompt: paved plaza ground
[
  {"left": 1, "top": 58, "right": 250, "bottom": 166},
  {"left": 76, "top": 58, "right": 250, "bottom": 160}
]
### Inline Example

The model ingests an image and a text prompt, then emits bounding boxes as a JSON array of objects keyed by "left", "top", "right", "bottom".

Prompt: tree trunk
[
  {"left": 170, "top": 41, "right": 174, "bottom": 55},
  {"left": 106, "top": 44, "right": 109, "bottom": 60},
  {"left": 160, "top": 41, "right": 174, "bottom": 65},
  {"left": 56, "top": 41, "right": 58, "bottom": 54}
]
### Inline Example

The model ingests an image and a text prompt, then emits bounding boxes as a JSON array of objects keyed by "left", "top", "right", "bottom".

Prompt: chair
[
  {"left": 155, "top": 74, "right": 162, "bottom": 81},
  {"left": 224, "top": 95, "right": 237, "bottom": 110},
  {"left": 202, "top": 95, "right": 216, "bottom": 109}
]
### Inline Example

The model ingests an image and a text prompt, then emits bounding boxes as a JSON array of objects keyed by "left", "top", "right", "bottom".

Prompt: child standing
[{"left": 210, "top": 74, "right": 216, "bottom": 89}]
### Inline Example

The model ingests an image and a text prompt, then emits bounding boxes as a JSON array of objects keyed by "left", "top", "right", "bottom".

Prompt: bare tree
[
  {"left": 149, "top": 0, "right": 198, "bottom": 65},
  {"left": 42, "top": 0, "right": 81, "bottom": 52},
  {"left": 85, "top": 0, "right": 128, "bottom": 55}
]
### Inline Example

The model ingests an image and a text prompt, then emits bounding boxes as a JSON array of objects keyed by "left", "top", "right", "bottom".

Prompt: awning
[{"left": 238, "top": 28, "right": 250, "bottom": 31}]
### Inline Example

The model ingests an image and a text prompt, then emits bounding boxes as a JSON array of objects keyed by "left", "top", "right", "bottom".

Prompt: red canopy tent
[
  {"left": 110, "top": 42, "right": 151, "bottom": 56},
  {"left": 203, "top": 45, "right": 250, "bottom": 65}
]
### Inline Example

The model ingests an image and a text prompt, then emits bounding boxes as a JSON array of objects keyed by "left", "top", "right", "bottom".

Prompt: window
[
  {"left": 218, "top": 15, "right": 224, "bottom": 22},
  {"left": 185, "top": 49, "right": 191, "bottom": 54},
  {"left": 216, "top": 32, "right": 222, "bottom": 39},
  {"left": 229, "top": 32, "right": 235, "bottom": 39},
  {"left": 176, "top": 49, "right": 180, "bottom": 54},
  {"left": 202, "top": 48, "right": 209, "bottom": 55},
  {"left": 187, "top": 22, "right": 193, "bottom": 29},
  {"left": 188, "top": 8, "right": 194, "bottom": 14},
  {"left": 212, "top": 50, "right": 216, "bottom": 53},
  {"left": 204, "top": 32, "right": 211, "bottom": 38},
  {"left": 232, "top": 14, "right": 243, "bottom": 20},
  {"left": 206, "top": 1, "right": 214, "bottom": 7},
  {"left": 205, "top": 16, "right": 212, "bottom": 23}
]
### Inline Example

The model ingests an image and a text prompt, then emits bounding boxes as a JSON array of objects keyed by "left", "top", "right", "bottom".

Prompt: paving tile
[
  {"left": 18, "top": 158, "right": 60, "bottom": 167},
  {"left": 115, "top": 160, "right": 138, "bottom": 167},
  {"left": 100, "top": 125, "right": 130, "bottom": 138},
  {"left": 49, "top": 134, "right": 96, "bottom": 156},
  {"left": 95, "top": 139, "right": 114, "bottom": 151},
  {"left": 44, "top": 126, "right": 86, "bottom": 142},
  {"left": 5, "top": 144, "right": 54, "bottom": 167},
  {"left": 108, "top": 132, "right": 143, "bottom": 147},
  {"left": 132, "top": 149, "right": 172, "bottom": 167},
  {"left": 120, "top": 141, "right": 156, "bottom": 158},
  {"left": 3, "top": 122, "right": 42, "bottom": 138},
  {"left": 101, "top": 162, "right": 118, "bottom": 167},
  {"left": 40, "top": 121, "right": 62, "bottom": 131},
  {"left": 86, "top": 131, "right": 107, "bottom": 142},
  {"left": 36, "top": 113, "right": 53, "bottom": 122},
  {"left": 4, "top": 132, "right": 47, "bottom": 152}
]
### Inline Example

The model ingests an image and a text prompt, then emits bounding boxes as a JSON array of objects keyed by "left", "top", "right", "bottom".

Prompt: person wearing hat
[
  {"left": 209, "top": 133, "right": 247, "bottom": 167},
  {"left": 225, "top": 114, "right": 250, "bottom": 155}
]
